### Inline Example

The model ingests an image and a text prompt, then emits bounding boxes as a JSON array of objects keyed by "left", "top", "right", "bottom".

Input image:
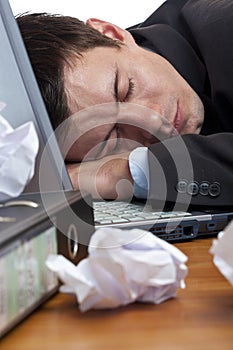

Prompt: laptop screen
[{"left": 0, "top": 0, "right": 73, "bottom": 194}]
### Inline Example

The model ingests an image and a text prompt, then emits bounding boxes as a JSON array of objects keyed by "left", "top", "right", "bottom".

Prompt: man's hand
[{"left": 66, "top": 152, "right": 134, "bottom": 200}]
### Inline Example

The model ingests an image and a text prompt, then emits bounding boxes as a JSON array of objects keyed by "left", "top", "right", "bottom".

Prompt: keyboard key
[
  {"left": 111, "top": 218, "right": 129, "bottom": 223},
  {"left": 96, "top": 219, "right": 113, "bottom": 224},
  {"left": 128, "top": 217, "right": 145, "bottom": 222}
]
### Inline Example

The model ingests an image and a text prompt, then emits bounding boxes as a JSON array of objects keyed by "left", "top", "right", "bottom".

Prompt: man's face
[{"left": 63, "top": 22, "right": 204, "bottom": 162}]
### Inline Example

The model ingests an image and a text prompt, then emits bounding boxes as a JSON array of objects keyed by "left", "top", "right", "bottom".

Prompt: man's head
[
  {"left": 16, "top": 13, "right": 121, "bottom": 129},
  {"left": 17, "top": 13, "right": 204, "bottom": 162}
]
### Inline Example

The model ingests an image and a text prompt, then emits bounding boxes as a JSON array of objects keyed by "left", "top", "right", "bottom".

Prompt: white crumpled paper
[
  {"left": 210, "top": 220, "right": 233, "bottom": 285},
  {"left": 0, "top": 102, "right": 39, "bottom": 201},
  {"left": 46, "top": 228, "right": 188, "bottom": 312}
]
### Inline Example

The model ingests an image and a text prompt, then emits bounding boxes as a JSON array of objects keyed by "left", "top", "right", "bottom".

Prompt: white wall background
[{"left": 9, "top": 0, "right": 165, "bottom": 28}]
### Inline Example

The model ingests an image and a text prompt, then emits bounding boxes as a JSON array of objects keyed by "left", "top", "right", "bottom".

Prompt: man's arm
[
  {"left": 66, "top": 133, "right": 233, "bottom": 209},
  {"left": 66, "top": 151, "right": 134, "bottom": 200},
  {"left": 148, "top": 133, "right": 233, "bottom": 209}
]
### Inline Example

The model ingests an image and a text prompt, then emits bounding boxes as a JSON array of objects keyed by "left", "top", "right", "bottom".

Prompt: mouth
[{"left": 173, "top": 101, "right": 183, "bottom": 133}]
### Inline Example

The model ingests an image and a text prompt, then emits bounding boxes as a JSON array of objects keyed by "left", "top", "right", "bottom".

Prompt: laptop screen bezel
[{"left": 0, "top": 0, "right": 73, "bottom": 193}]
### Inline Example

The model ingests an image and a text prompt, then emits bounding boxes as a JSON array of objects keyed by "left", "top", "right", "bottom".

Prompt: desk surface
[{"left": 1, "top": 238, "right": 233, "bottom": 350}]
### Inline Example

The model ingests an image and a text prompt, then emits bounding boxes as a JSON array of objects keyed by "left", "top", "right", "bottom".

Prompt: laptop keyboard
[{"left": 94, "top": 201, "right": 191, "bottom": 226}]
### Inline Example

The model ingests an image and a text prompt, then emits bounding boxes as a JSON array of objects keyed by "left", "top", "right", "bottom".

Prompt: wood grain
[{"left": 1, "top": 238, "right": 233, "bottom": 350}]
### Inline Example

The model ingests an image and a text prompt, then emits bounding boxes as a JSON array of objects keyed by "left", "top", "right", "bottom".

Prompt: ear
[{"left": 86, "top": 18, "right": 134, "bottom": 45}]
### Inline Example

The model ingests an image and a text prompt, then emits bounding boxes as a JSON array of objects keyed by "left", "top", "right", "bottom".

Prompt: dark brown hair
[{"left": 16, "top": 13, "right": 121, "bottom": 129}]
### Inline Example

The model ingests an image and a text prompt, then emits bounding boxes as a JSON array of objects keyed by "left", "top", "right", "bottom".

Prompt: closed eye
[
  {"left": 113, "top": 69, "right": 135, "bottom": 102},
  {"left": 123, "top": 78, "right": 135, "bottom": 102}
]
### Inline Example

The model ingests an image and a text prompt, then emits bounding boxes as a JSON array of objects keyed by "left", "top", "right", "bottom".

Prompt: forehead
[{"left": 63, "top": 47, "right": 122, "bottom": 113}]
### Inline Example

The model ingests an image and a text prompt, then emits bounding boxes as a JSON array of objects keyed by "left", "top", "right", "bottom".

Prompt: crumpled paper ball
[
  {"left": 210, "top": 220, "right": 233, "bottom": 285},
  {"left": 46, "top": 228, "right": 188, "bottom": 312},
  {"left": 0, "top": 102, "right": 39, "bottom": 201}
]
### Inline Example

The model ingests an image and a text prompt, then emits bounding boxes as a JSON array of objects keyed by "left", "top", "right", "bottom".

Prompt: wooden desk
[{"left": 1, "top": 238, "right": 233, "bottom": 350}]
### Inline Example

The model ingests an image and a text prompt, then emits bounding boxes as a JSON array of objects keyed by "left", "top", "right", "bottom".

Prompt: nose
[
  {"left": 118, "top": 124, "right": 159, "bottom": 147},
  {"left": 117, "top": 103, "right": 166, "bottom": 143},
  {"left": 116, "top": 102, "right": 175, "bottom": 148}
]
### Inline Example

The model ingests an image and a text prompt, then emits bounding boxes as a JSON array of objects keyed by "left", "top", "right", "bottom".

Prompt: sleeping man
[{"left": 17, "top": 0, "right": 233, "bottom": 209}]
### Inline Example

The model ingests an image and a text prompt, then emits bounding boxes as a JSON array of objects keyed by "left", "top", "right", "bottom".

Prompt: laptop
[
  {"left": 1, "top": 0, "right": 232, "bottom": 243},
  {"left": 0, "top": 0, "right": 94, "bottom": 251},
  {"left": 0, "top": 0, "right": 72, "bottom": 194},
  {"left": 93, "top": 200, "right": 233, "bottom": 241}
]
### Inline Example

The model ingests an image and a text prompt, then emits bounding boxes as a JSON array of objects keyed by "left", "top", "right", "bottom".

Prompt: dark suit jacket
[{"left": 128, "top": 0, "right": 233, "bottom": 209}]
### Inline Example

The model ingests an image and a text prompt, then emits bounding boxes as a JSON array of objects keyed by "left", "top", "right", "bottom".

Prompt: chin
[{"left": 182, "top": 116, "right": 203, "bottom": 135}]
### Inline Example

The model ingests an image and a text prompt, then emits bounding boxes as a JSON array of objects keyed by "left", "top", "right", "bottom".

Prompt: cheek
[
  {"left": 65, "top": 139, "right": 88, "bottom": 162},
  {"left": 65, "top": 132, "right": 98, "bottom": 162},
  {"left": 135, "top": 64, "right": 173, "bottom": 102}
]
